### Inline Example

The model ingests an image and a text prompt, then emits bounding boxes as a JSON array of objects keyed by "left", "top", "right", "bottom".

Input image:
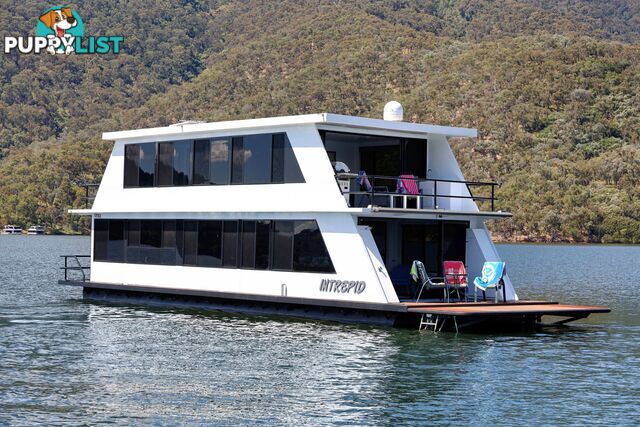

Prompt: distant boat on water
[
  {"left": 2, "top": 225, "right": 22, "bottom": 234},
  {"left": 27, "top": 225, "right": 45, "bottom": 235}
]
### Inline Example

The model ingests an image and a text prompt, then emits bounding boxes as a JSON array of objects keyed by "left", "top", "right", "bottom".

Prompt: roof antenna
[{"left": 383, "top": 101, "right": 404, "bottom": 121}]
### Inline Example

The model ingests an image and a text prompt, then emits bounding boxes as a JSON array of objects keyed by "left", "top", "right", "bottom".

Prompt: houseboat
[
  {"left": 3, "top": 225, "right": 22, "bottom": 234},
  {"left": 60, "top": 103, "right": 609, "bottom": 331},
  {"left": 27, "top": 225, "right": 45, "bottom": 235}
]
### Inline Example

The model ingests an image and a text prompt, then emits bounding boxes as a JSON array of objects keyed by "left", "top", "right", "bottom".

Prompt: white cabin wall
[
  {"left": 92, "top": 125, "right": 348, "bottom": 214},
  {"left": 466, "top": 226, "right": 517, "bottom": 301},
  {"left": 90, "top": 211, "right": 395, "bottom": 304},
  {"left": 426, "top": 134, "right": 478, "bottom": 212}
]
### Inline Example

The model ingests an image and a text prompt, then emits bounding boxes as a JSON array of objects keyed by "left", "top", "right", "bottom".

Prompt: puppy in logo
[{"left": 39, "top": 7, "right": 77, "bottom": 55}]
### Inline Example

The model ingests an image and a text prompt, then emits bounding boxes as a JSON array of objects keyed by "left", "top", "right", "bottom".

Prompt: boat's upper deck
[{"left": 75, "top": 112, "right": 508, "bottom": 220}]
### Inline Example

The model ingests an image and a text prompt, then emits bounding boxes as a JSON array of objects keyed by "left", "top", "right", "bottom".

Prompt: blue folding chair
[{"left": 473, "top": 262, "right": 506, "bottom": 302}]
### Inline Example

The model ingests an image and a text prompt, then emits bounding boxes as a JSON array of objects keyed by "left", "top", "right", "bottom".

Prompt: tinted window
[
  {"left": 175, "top": 220, "right": 184, "bottom": 265},
  {"left": 198, "top": 221, "right": 222, "bottom": 267},
  {"left": 94, "top": 219, "right": 333, "bottom": 273},
  {"left": 93, "top": 219, "right": 108, "bottom": 261},
  {"left": 243, "top": 134, "right": 272, "bottom": 184},
  {"left": 128, "top": 220, "right": 141, "bottom": 246},
  {"left": 255, "top": 220, "right": 271, "bottom": 270},
  {"left": 282, "top": 134, "right": 304, "bottom": 183},
  {"left": 183, "top": 221, "right": 198, "bottom": 266},
  {"left": 157, "top": 142, "right": 174, "bottom": 186},
  {"left": 271, "top": 135, "right": 285, "bottom": 183},
  {"left": 124, "top": 145, "right": 140, "bottom": 187},
  {"left": 126, "top": 219, "right": 142, "bottom": 263},
  {"left": 211, "top": 138, "right": 231, "bottom": 185},
  {"left": 163, "top": 220, "right": 177, "bottom": 248},
  {"left": 223, "top": 221, "right": 238, "bottom": 267},
  {"left": 107, "top": 220, "right": 125, "bottom": 262},
  {"left": 241, "top": 221, "right": 256, "bottom": 268},
  {"left": 231, "top": 137, "right": 244, "bottom": 184},
  {"left": 125, "top": 134, "right": 302, "bottom": 189},
  {"left": 272, "top": 220, "right": 293, "bottom": 270},
  {"left": 138, "top": 143, "right": 156, "bottom": 187},
  {"left": 141, "top": 220, "right": 162, "bottom": 248},
  {"left": 193, "top": 139, "right": 211, "bottom": 185},
  {"left": 153, "top": 220, "right": 177, "bottom": 265},
  {"left": 293, "top": 221, "right": 334, "bottom": 273},
  {"left": 173, "top": 140, "right": 192, "bottom": 186}
]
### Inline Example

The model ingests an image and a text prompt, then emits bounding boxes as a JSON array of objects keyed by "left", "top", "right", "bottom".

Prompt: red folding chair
[
  {"left": 396, "top": 174, "right": 421, "bottom": 209},
  {"left": 444, "top": 261, "right": 468, "bottom": 302}
]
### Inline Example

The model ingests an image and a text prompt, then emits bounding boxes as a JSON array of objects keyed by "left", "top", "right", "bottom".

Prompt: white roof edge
[{"left": 102, "top": 113, "right": 477, "bottom": 141}]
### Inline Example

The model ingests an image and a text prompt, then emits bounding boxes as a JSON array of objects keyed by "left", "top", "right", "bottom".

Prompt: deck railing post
[
  {"left": 491, "top": 184, "right": 495, "bottom": 212},
  {"left": 64, "top": 256, "right": 68, "bottom": 281},
  {"left": 371, "top": 176, "right": 375, "bottom": 207},
  {"left": 434, "top": 180, "right": 438, "bottom": 209}
]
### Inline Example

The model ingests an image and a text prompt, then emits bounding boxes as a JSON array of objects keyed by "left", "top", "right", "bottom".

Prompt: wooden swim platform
[{"left": 398, "top": 301, "right": 611, "bottom": 331}]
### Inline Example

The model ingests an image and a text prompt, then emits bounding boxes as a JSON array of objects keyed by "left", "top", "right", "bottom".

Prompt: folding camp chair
[
  {"left": 473, "top": 261, "right": 506, "bottom": 302},
  {"left": 396, "top": 174, "right": 422, "bottom": 209},
  {"left": 444, "top": 260, "right": 468, "bottom": 302},
  {"left": 412, "top": 260, "right": 446, "bottom": 302}
]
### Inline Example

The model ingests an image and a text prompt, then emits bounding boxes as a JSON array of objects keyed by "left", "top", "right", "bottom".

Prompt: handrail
[
  {"left": 80, "top": 183, "right": 99, "bottom": 209},
  {"left": 60, "top": 255, "right": 91, "bottom": 282},
  {"left": 335, "top": 173, "right": 499, "bottom": 212}
]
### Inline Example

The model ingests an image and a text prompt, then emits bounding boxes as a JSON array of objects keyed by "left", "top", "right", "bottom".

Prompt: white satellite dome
[{"left": 383, "top": 101, "right": 404, "bottom": 121}]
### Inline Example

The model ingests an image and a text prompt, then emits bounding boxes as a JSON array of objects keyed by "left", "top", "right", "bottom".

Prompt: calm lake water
[{"left": 1, "top": 236, "right": 639, "bottom": 425}]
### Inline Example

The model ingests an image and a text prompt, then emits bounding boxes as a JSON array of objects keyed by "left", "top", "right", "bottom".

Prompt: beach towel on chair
[{"left": 473, "top": 262, "right": 505, "bottom": 291}]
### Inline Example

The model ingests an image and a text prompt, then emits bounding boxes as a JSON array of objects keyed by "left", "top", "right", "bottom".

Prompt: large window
[
  {"left": 272, "top": 221, "right": 293, "bottom": 270},
  {"left": 94, "top": 219, "right": 124, "bottom": 262},
  {"left": 222, "top": 221, "right": 238, "bottom": 267},
  {"left": 93, "top": 219, "right": 334, "bottom": 274},
  {"left": 292, "top": 220, "right": 334, "bottom": 273},
  {"left": 124, "top": 133, "right": 303, "bottom": 188},
  {"left": 158, "top": 141, "right": 192, "bottom": 186},
  {"left": 198, "top": 221, "right": 222, "bottom": 267},
  {"left": 241, "top": 134, "right": 272, "bottom": 184},
  {"left": 193, "top": 138, "right": 231, "bottom": 185},
  {"left": 124, "top": 143, "right": 156, "bottom": 187}
]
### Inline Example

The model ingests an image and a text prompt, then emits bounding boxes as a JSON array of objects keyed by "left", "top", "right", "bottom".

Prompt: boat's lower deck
[{"left": 59, "top": 280, "right": 610, "bottom": 332}]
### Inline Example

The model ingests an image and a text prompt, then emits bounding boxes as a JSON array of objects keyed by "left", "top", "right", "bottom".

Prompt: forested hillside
[{"left": 0, "top": 0, "right": 638, "bottom": 242}]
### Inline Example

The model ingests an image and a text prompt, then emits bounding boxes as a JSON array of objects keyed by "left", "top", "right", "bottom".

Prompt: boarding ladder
[{"left": 419, "top": 313, "right": 459, "bottom": 333}]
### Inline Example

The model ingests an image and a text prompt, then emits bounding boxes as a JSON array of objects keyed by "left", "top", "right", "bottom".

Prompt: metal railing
[
  {"left": 80, "top": 183, "right": 99, "bottom": 209},
  {"left": 335, "top": 173, "right": 499, "bottom": 212},
  {"left": 60, "top": 255, "right": 91, "bottom": 282}
]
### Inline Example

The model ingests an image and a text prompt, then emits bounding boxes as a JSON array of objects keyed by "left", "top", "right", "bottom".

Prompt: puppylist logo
[{"left": 3, "top": 6, "right": 123, "bottom": 55}]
